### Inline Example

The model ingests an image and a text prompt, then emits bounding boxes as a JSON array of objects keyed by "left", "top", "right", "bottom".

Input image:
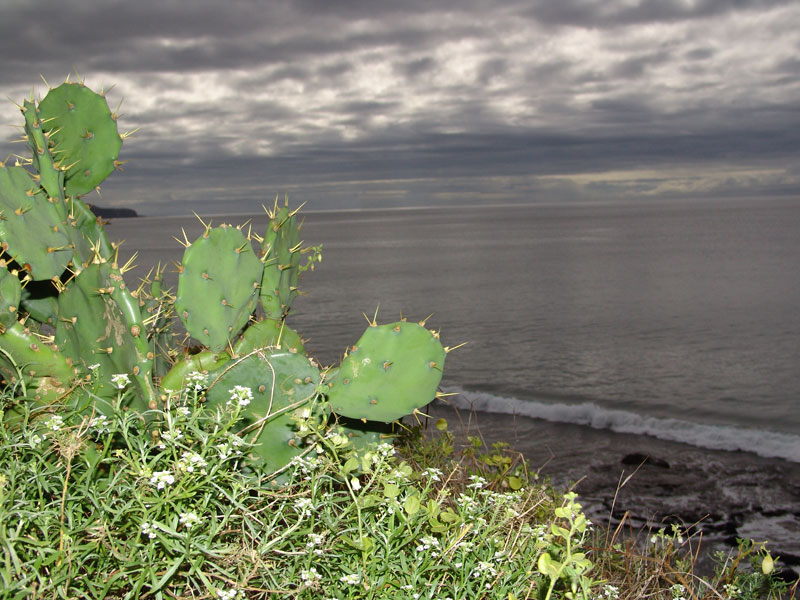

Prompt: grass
[{"left": 0, "top": 374, "right": 796, "bottom": 599}]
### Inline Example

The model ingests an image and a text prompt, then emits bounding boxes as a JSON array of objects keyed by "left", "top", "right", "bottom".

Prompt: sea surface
[{"left": 106, "top": 197, "right": 800, "bottom": 566}]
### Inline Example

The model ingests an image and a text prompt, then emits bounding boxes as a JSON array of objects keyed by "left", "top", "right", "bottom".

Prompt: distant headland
[{"left": 89, "top": 205, "right": 139, "bottom": 218}]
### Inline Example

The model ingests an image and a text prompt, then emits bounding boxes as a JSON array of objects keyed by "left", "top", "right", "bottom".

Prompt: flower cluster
[
  {"left": 150, "top": 470, "right": 175, "bottom": 490},
  {"left": 111, "top": 373, "right": 131, "bottom": 390},
  {"left": 178, "top": 451, "right": 208, "bottom": 474},
  {"left": 227, "top": 385, "right": 253, "bottom": 408},
  {"left": 179, "top": 511, "right": 201, "bottom": 530}
]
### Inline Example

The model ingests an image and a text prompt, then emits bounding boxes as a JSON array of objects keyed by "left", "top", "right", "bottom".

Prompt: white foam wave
[{"left": 442, "top": 387, "right": 800, "bottom": 463}]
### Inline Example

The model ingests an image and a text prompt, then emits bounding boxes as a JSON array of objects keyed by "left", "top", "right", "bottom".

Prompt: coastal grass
[{"left": 0, "top": 378, "right": 795, "bottom": 599}]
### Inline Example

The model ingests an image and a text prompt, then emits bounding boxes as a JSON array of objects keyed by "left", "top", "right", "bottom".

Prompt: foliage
[
  {"left": 1, "top": 379, "right": 599, "bottom": 599},
  {"left": 0, "top": 77, "right": 453, "bottom": 480}
]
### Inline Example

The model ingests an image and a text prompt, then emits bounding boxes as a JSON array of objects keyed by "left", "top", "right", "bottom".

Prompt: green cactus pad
[
  {"left": 0, "top": 165, "right": 73, "bottom": 280},
  {"left": 233, "top": 319, "right": 305, "bottom": 356},
  {"left": 175, "top": 225, "right": 263, "bottom": 352},
  {"left": 0, "top": 320, "right": 73, "bottom": 402},
  {"left": 37, "top": 82, "right": 122, "bottom": 197},
  {"left": 205, "top": 349, "right": 320, "bottom": 475},
  {"left": 260, "top": 201, "right": 301, "bottom": 319},
  {"left": 54, "top": 262, "right": 153, "bottom": 406},
  {"left": 327, "top": 321, "right": 446, "bottom": 423},
  {"left": 0, "top": 263, "right": 22, "bottom": 329}
]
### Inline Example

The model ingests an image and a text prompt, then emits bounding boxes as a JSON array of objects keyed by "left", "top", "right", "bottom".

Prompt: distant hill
[{"left": 89, "top": 205, "right": 139, "bottom": 218}]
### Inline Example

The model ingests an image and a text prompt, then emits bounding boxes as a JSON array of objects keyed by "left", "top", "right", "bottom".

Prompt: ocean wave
[{"left": 442, "top": 387, "right": 800, "bottom": 463}]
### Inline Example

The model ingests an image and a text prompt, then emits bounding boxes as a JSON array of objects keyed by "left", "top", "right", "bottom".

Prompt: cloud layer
[{"left": 1, "top": 0, "right": 798, "bottom": 214}]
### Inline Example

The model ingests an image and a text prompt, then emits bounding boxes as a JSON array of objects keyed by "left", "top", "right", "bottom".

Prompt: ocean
[{"left": 105, "top": 197, "right": 800, "bottom": 567}]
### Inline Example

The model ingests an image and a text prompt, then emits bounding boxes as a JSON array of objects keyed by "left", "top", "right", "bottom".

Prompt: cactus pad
[
  {"left": 327, "top": 321, "right": 446, "bottom": 423},
  {"left": 233, "top": 319, "right": 305, "bottom": 356},
  {"left": 0, "top": 165, "right": 73, "bottom": 280},
  {"left": 175, "top": 225, "right": 263, "bottom": 352},
  {"left": 0, "top": 263, "right": 22, "bottom": 330},
  {"left": 205, "top": 349, "right": 320, "bottom": 474},
  {"left": 0, "top": 320, "right": 73, "bottom": 402},
  {"left": 37, "top": 82, "right": 122, "bottom": 197}
]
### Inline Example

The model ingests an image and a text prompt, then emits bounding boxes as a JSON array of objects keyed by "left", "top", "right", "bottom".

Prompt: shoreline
[{"left": 425, "top": 402, "right": 800, "bottom": 574}]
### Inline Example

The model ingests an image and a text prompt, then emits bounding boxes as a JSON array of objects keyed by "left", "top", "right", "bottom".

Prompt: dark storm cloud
[
  {"left": 1, "top": 0, "right": 799, "bottom": 214},
  {"left": 526, "top": 0, "right": 796, "bottom": 27}
]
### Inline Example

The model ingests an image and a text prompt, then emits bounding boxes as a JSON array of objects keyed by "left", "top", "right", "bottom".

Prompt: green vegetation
[
  {"left": 1, "top": 78, "right": 796, "bottom": 598},
  {"left": 0, "top": 78, "right": 451, "bottom": 478},
  {"left": 0, "top": 382, "right": 795, "bottom": 599}
]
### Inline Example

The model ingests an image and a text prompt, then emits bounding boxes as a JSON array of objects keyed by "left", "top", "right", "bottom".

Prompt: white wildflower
[
  {"left": 150, "top": 470, "right": 175, "bottom": 490},
  {"left": 227, "top": 385, "right": 252, "bottom": 408},
  {"left": 178, "top": 451, "right": 207, "bottom": 473},
  {"left": 141, "top": 521, "right": 157, "bottom": 539},
  {"left": 467, "top": 475, "right": 487, "bottom": 489},
  {"left": 471, "top": 560, "right": 497, "bottom": 579},
  {"left": 186, "top": 370, "right": 207, "bottom": 391},
  {"left": 421, "top": 467, "right": 442, "bottom": 481},
  {"left": 45, "top": 415, "right": 64, "bottom": 431},
  {"left": 179, "top": 511, "right": 201, "bottom": 530},
  {"left": 339, "top": 573, "right": 360, "bottom": 585},
  {"left": 89, "top": 414, "right": 110, "bottom": 434},
  {"left": 111, "top": 373, "right": 131, "bottom": 390},
  {"left": 601, "top": 584, "right": 620, "bottom": 600},
  {"left": 415, "top": 536, "right": 441, "bottom": 552},
  {"left": 300, "top": 567, "right": 322, "bottom": 583}
]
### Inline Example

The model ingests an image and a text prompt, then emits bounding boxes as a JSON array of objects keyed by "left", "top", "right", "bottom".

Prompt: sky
[{"left": 1, "top": 0, "right": 799, "bottom": 215}]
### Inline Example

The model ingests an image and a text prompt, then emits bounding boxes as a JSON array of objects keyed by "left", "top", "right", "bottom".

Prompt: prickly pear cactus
[
  {"left": 326, "top": 320, "right": 446, "bottom": 422},
  {"left": 36, "top": 81, "right": 123, "bottom": 198},
  {"left": 175, "top": 224, "right": 263, "bottom": 352},
  {"left": 204, "top": 349, "right": 321, "bottom": 475}
]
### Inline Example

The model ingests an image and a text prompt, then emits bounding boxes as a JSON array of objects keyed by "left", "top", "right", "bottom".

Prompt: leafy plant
[{"left": 0, "top": 77, "right": 456, "bottom": 479}]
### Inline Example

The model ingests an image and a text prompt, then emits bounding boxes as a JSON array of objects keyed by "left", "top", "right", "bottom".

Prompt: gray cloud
[{"left": 1, "top": 0, "right": 799, "bottom": 214}]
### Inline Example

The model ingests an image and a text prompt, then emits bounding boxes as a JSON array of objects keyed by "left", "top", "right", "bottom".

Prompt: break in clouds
[{"left": 1, "top": 0, "right": 799, "bottom": 214}]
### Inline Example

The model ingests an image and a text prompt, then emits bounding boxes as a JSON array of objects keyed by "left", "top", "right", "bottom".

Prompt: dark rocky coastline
[{"left": 425, "top": 402, "right": 800, "bottom": 579}]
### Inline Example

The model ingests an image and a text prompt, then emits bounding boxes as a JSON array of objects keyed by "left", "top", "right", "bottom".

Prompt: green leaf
[
  {"left": 440, "top": 508, "right": 460, "bottom": 523},
  {"left": 404, "top": 494, "right": 421, "bottom": 516},
  {"left": 537, "top": 552, "right": 561, "bottom": 578},
  {"left": 343, "top": 456, "right": 360, "bottom": 474},
  {"left": 383, "top": 483, "right": 401, "bottom": 499}
]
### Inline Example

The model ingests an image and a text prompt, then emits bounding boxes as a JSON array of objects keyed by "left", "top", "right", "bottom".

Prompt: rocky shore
[{"left": 426, "top": 402, "right": 800, "bottom": 579}]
